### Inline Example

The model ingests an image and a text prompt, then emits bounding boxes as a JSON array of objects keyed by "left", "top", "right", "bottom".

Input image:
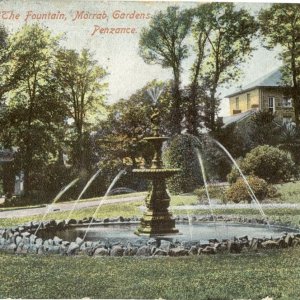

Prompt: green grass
[
  {"left": 0, "top": 248, "right": 299, "bottom": 299},
  {"left": 275, "top": 181, "right": 300, "bottom": 203}
]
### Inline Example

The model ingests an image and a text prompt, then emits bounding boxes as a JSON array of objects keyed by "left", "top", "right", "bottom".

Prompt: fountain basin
[
  {"left": 36, "top": 222, "right": 299, "bottom": 244},
  {"left": 0, "top": 216, "right": 300, "bottom": 257}
]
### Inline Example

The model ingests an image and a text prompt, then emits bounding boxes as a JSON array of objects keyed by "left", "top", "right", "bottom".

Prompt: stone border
[{"left": 0, "top": 215, "right": 300, "bottom": 257}]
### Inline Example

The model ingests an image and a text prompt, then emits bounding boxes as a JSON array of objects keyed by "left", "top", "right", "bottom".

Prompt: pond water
[{"left": 37, "top": 222, "right": 299, "bottom": 243}]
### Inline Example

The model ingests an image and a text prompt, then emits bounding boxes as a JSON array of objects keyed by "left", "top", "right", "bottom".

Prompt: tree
[
  {"left": 189, "top": 3, "right": 258, "bottom": 131},
  {"left": 1, "top": 24, "right": 66, "bottom": 198},
  {"left": 55, "top": 48, "right": 107, "bottom": 173},
  {"left": 139, "top": 7, "right": 192, "bottom": 134},
  {"left": 259, "top": 4, "right": 300, "bottom": 126}
]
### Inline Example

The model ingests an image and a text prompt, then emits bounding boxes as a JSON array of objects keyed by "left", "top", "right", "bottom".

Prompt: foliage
[
  {"left": 278, "top": 122, "right": 300, "bottom": 165},
  {"left": 0, "top": 24, "right": 67, "bottom": 199},
  {"left": 189, "top": 3, "right": 258, "bottom": 131},
  {"left": 194, "top": 184, "right": 227, "bottom": 203},
  {"left": 164, "top": 134, "right": 202, "bottom": 194},
  {"left": 139, "top": 7, "right": 192, "bottom": 134},
  {"left": 227, "top": 145, "right": 297, "bottom": 184},
  {"left": 259, "top": 4, "right": 300, "bottom": 126},
  {"left": 242, "top": 145, "right": 296, "bottom": 183},
  {"left": 248, "top": 111, "right": 281, "bottom": 147},
  {"left": 55, "top": 48, "right": 107, "bottom": 172},
  {"left": 225, "top": 175, "right": 270, "bottom": 203}
]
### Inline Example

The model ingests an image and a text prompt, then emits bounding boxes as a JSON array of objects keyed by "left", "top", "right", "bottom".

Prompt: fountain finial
[{"left": 147, "top": 85, "right": 164, "bottom": 137}]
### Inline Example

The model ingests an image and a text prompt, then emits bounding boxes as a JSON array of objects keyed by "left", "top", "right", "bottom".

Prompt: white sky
[{"left": 0, "top": 1, "right": 283, "bottom": 116}]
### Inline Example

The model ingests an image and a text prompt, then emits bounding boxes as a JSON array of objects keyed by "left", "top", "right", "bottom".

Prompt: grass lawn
[
  {"left": 275, "top": 181, "right": 300, "bottom": 203},
  {"left": 0, "top": 248, "right": 299, "bottom": 299}
]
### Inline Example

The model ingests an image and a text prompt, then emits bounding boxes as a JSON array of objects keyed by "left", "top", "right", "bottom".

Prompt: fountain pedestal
[{"left": 133, "top": 134, "right": 180, "bottom": 236}]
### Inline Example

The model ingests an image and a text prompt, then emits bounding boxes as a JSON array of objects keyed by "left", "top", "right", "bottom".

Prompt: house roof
[
  {"left": 226, "top": 69, "right": 282, "bottom": 98},
  {"left": 222, "top": 109, "right": 257, "bottom": 127}
]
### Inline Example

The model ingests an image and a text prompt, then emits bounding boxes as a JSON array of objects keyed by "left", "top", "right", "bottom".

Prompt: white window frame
[{"left": 268, "top": 97, "right": 275, "bottom": 113}]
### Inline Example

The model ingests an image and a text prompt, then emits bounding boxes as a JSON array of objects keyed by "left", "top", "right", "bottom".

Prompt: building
[{"left": 226, "top": 69, "right": 294, "bottom": 124}]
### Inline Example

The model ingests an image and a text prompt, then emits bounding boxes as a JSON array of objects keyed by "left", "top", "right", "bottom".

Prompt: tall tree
[
  {"left": 259, "top": 4, "right": 300, "bottom": 126},
  {"left": 139, "top": 7, "right": 192, "bottom": 135},
  {"left": 1, "top": 24, "right": 65, "bottom": 197},
  {"left": 189, "top": 3, "right": 258, "bottom": 132},
  {"left": 55, "top": 48, "right": 107, "bottom": 173}
]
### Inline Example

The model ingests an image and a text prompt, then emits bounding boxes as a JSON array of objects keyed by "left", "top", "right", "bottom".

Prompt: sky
[{"left": 0, "top": 0, "right": 283, "bottom": 116}]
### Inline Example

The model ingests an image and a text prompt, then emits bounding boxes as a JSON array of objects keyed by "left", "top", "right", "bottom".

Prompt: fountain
[{"left": 132, "top": 91, "right": 180, "bottom": 236}]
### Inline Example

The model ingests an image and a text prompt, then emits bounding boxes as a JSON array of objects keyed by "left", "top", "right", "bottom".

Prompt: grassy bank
[{"left": 0, "top": 248, "right": 299, "bottom": 299}]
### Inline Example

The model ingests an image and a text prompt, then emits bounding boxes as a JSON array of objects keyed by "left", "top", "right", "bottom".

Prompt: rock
[
  {"left": 261, "top": 240, "right": 280, "bottom": 249},
  {"left": 21, "top": 232, "right": 31, "bottom": 238},
  {"left": 110, "top": 246, "right": 124, "bottom": 257},
  {"left": 153, "top": 249, "right": 168, "bottom": 256},
  {"left": 136, "top": 245, "right": 152, "bottom": 256},
  {"left": 124, "top": 246, "right": 138, "bottom": 256},
  {"left": 169, "top": 247, "right": 189, "bottom": 257},
  {"left": 6, "top": 243, "right": 17, "bottom": 253},
  {"left": 66, "top": 219, "right": 77, "bottom": 225},
  {"left": 29, "top": 234, "right": 37, "bottom": 244},
  {"left": 67, "top": 242, "right": 80, "bottom": 255},
  {"left": 147, "top": 238, "right": 159, "bottom": 247},
  {"left": 35, "top": 238, "right": 43, "bottom": 246},
  {"left": 94, "top": 247, "right": 109, "bottom": 256},
  {"left": 249, "top": 238, "right": 258, "bottom": 251},
  {"left": 285, "top": 234, "right": 293, "bottom": 247},
  {"left": 292, "top": 238, "right": 300, "bottom": 247},
  {"left": 56, "top": 220, "right": 66, "bottom": 230},
  {"left": 189, "top": 246, "right": 198, "bottom": 255},
  {"left": 75, "top": 237, "right": 84, "bottom": 246},
  {"left": 159, "top": 240, "right": 172, "bottom": 252},
  {"left": 59, "top": 245, "right": 68, "bottom": 255},
  {"left": 53, "top": 236, "right": 63, "bottom": 246},
  {"left": 20, "top": 244, "right": 30, "bottom": 254},
  {"left": 37, "top": 246, "right": 44, "bottom": 255},
  {"left": 82, "top": 247, "right": 94, "bottom": 256},
  {"left": 229, "top": 241, "right": 242, "bottom": 253},
  {"left": 28, "top": 244, "right": 38, "bottom": 254},
  {"left": 0, "top": 238, "right": 6, "bottom": 245},
  {"left": 117, "top": 216, "right": 125, "bottom": 222},
  {"left": 103, "top": 218, "right": 110, "bottom": 223},
  {"left": 62, "top": 241, "right": 70, "bottom": 247},
  {"left": 47, "top": 245, "right": 60, "bottom": 254},
  {"left": 201, "top": 246, "right": 216, "bottom": 255},
  {"left": 15, "top": 236, "right": 23, "bottom": 246}
]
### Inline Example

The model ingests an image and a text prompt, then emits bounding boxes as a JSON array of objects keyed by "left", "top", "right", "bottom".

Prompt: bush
[
  {"left": 164, "top": 134, "right": 202, "bottom": 194},
  {"left": 225, "top": 176, "right": 271, "bottom": 203},
  {"left": 194, "top": 185, "right": 227, "bottom": 203},
  {"left": 227, "top": 145, "right": 296, "bottom": 184}
]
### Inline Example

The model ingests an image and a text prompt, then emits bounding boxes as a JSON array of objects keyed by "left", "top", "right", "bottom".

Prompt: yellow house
[{"left": 227, "top": 69, "right": 295, "bottom": 124}]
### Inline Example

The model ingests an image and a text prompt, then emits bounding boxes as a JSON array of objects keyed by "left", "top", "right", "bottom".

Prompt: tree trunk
[
  {"left": 2, "top": 162, "right": 15, "bottom": 199},
  {"left": 171, "top": 69, "right": 182, "bottom": 135}
]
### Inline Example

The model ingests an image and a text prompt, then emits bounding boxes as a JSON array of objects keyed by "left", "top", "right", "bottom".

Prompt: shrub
[
  {"left": 194, "top": 185, "right": 228, "bottom": 203},
  {"left": 227, "top": 145, "right": 296, "bottom": 184},
  {"left": 164, "top": 134, "right": 202, "bottom": 194},
  {"left": 225, "top": 176, "right": 270, "bottom": 203}
]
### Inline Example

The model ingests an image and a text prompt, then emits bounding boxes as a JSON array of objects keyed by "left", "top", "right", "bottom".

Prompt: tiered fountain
[{"left": 132, "top": 102, "right": 180, "bottom": 236}]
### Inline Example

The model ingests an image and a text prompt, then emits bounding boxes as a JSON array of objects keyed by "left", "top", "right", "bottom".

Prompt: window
[
  {"left": 282, "top": 97, "right": 292, "bottom": 108},
  {"left": 235, "top": 97, "right": 239, "bottom": 110},
  {"left": 247, "top": 93, "right": 251, "bottom": 110},
  {"left": 268, "top": 97, "right": 275, "bottom": 113}
]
